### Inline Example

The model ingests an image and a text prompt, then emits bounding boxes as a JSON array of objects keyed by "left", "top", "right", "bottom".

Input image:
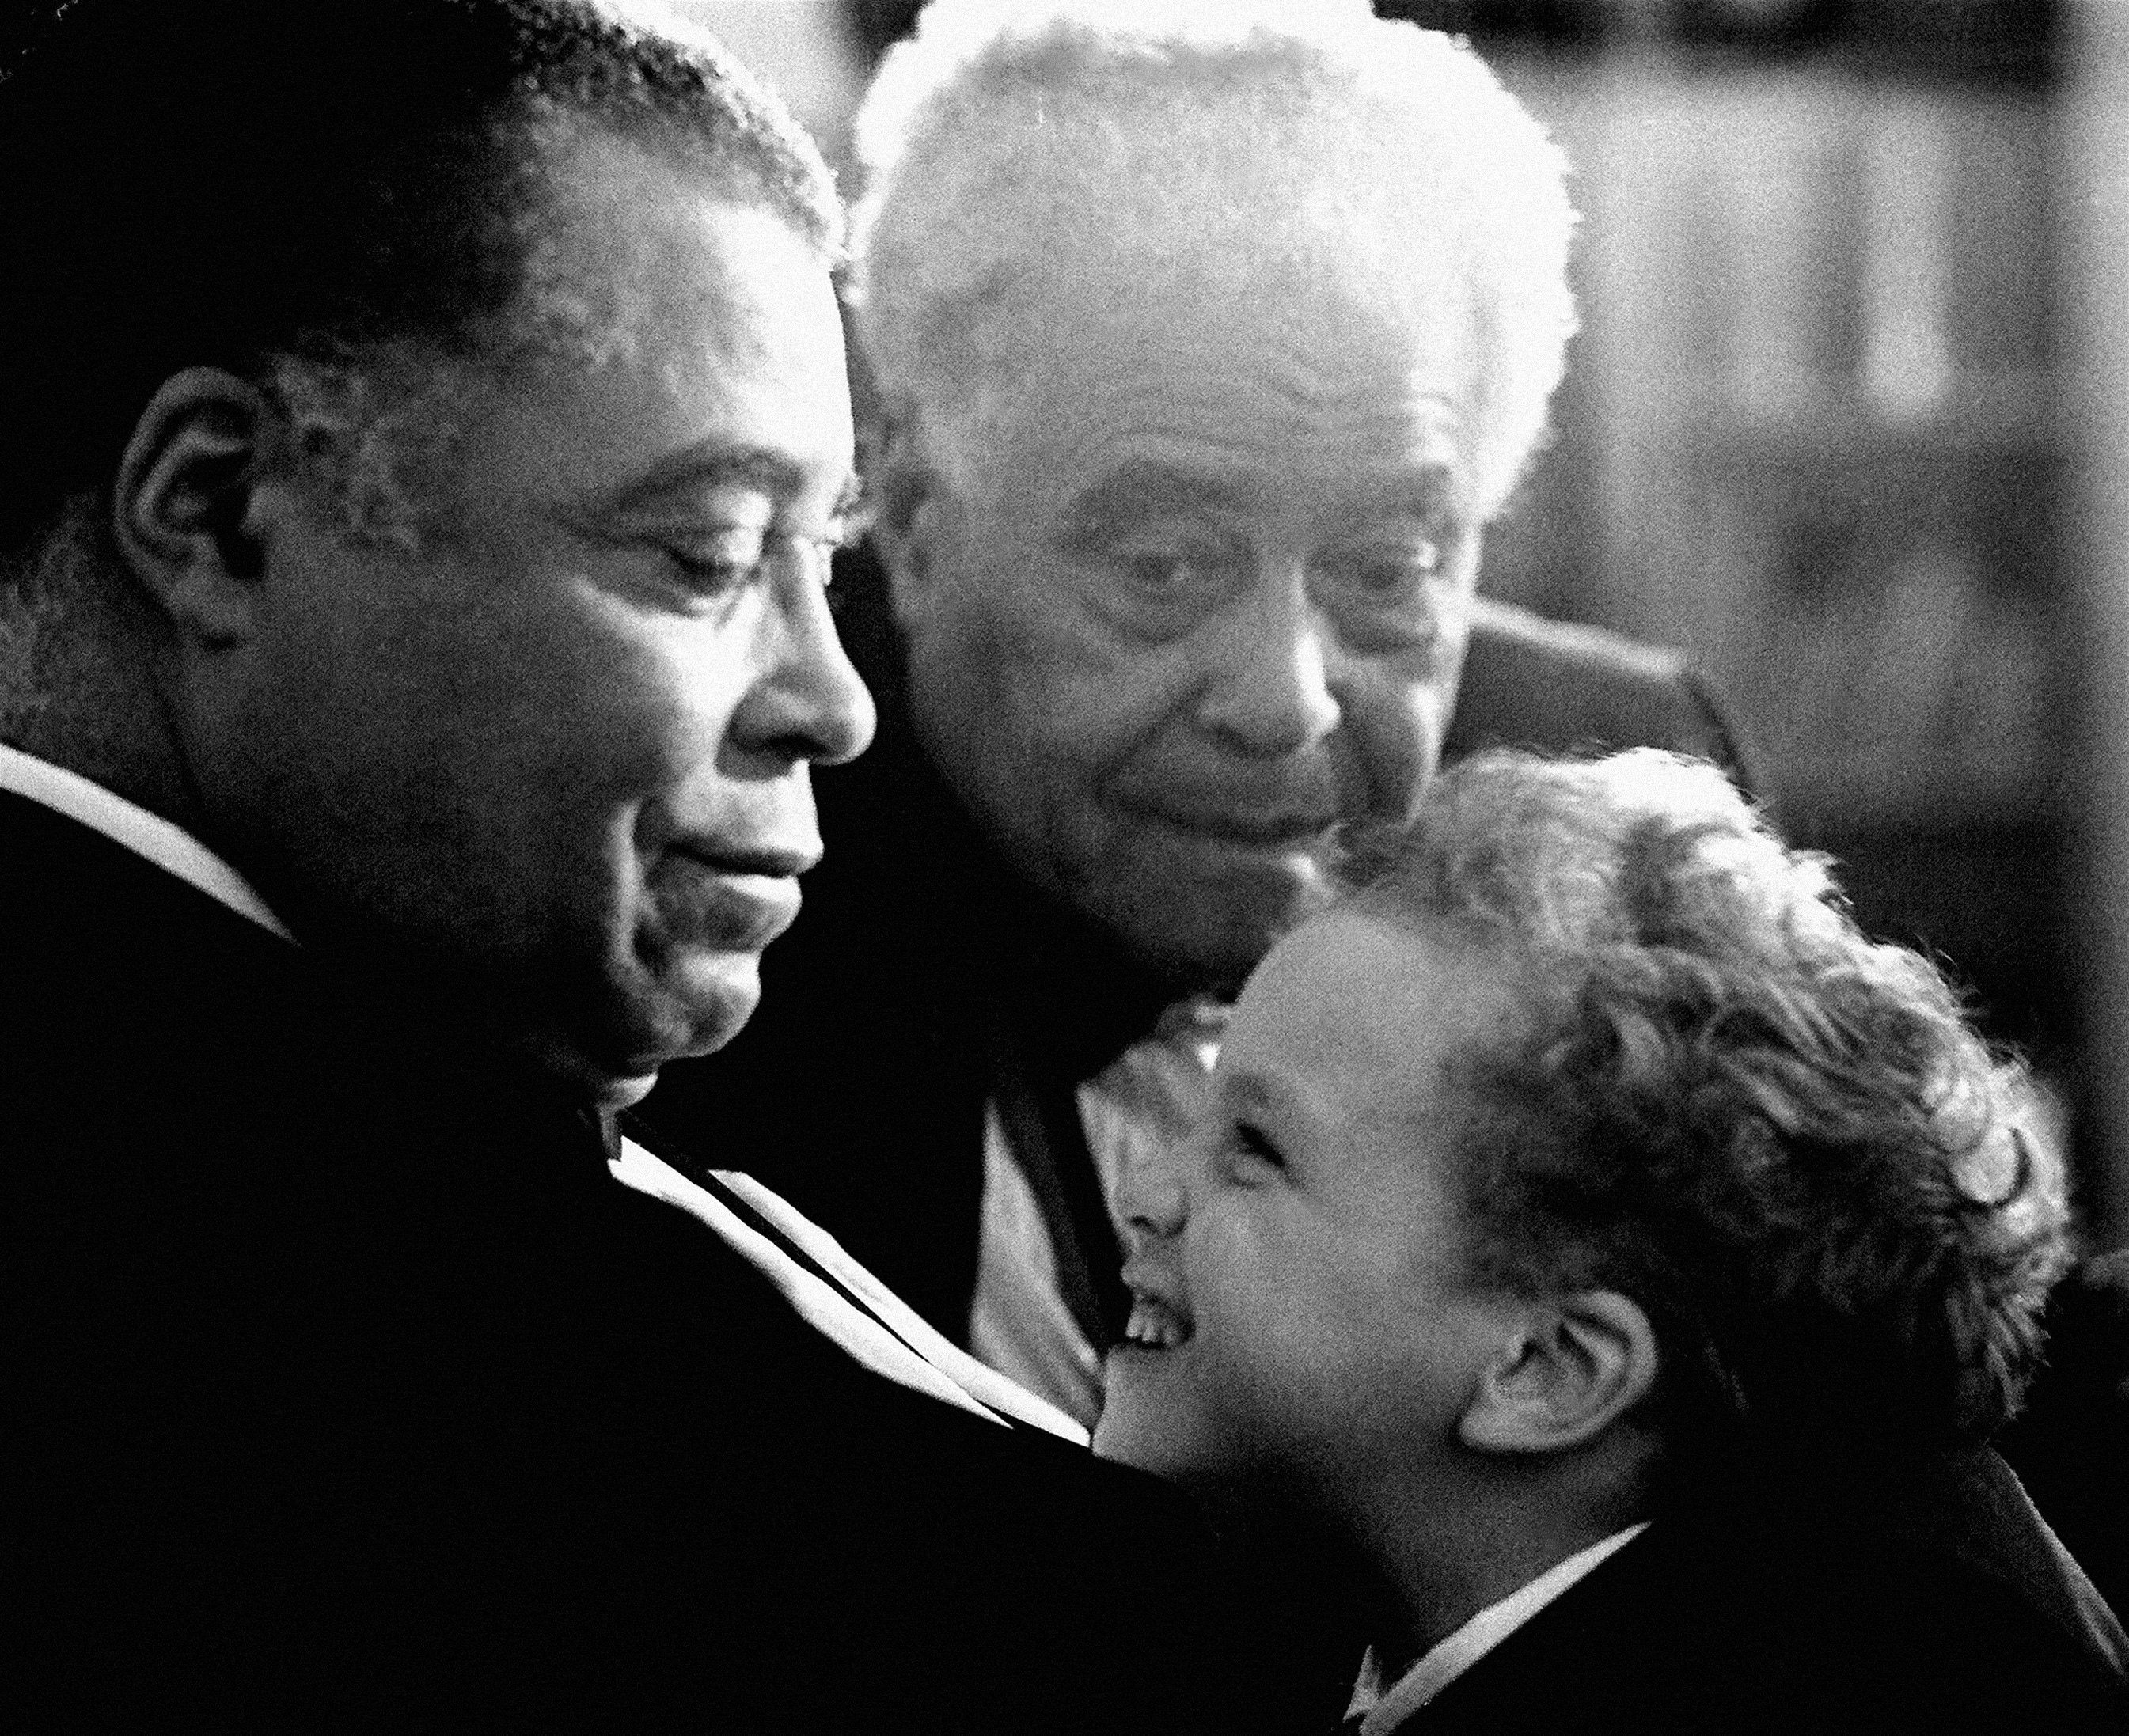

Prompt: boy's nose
[{"left": 1116, "top": 1160, "right": 1187, "bottom": 1240}]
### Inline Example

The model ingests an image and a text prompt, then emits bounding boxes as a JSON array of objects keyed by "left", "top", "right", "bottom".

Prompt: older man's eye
[
  {"left": 1118, "top": 544, "right": 1224, "bottom": 593},
  {"left": 1072, "top": 521, "right": 1247, "bottom": 638},
  {"left": 1315, "top": 534, "right": 1466, "bottom": 654},
  {"left": 1335, "top": 536, "right": 1448, "bottom": 600}
]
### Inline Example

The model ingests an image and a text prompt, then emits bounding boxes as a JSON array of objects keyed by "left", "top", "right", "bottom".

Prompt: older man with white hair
[{"left": 644, "top": 0, "right": 1742, "bottom": 1425}]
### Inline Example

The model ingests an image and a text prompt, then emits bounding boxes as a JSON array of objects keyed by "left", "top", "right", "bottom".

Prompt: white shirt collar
[
  {"left": 0, "top": 741, "right": 293, "bottom": 941},
  {"left": 0, "top": 741, "right": 1088, "bottom": 1445},
  {"left": 1346, "top": 1522, "right": 1651, "bottom": 1733}
]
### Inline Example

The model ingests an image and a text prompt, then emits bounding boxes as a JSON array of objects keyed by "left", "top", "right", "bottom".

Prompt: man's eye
[
  {"left": 665, "top": 527, "right": 767, "bottom": 591},
  {"left": 1108, "top": 527, "right": 1247, "bottom": 594},
  {"left": 1363, "top": 547, "right": 1440, "bottom": 593},
  {"left": 662, "top": 528, "right": 843, "bottom": 597},
  {"left": 1066, "top": 519, "right": 1247, "bottom": 639},
  {"left": 1121, "top": 549, "right": 1203, "bottom": 591},
  {"left": 1328, "top": 535, "right": 1452, "bottom": 604},
  {"left": 1085, "top": 539, "right": 1243, "bottom": 639}
]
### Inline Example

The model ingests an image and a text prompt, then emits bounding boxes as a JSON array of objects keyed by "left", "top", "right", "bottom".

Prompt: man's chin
[
  {"left": 658, "top": 949, "right": 765, "bottom": 1053},
  {"left": 1091, "top": 850, "right": 1335, "bottom": 991},
  {"left": 525, "top": 956, "right": 765, "bottom": 1107},
  {"left": 613, "top": 946, "right": 765, "bottom": 1060},
  {"left": 515, "top": 1028, "right": 667, "bottom": 1111},
  {"left": 1109, "top": 900, "right": 1300, "bottom": 997}
]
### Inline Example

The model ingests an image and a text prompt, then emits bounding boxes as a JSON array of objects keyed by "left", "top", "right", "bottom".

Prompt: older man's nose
[{"left": 1195, "top": 575, "right": 1343, "bottom": 757}]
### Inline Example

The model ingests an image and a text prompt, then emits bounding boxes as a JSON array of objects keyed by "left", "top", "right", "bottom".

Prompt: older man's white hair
[{"left": 850, "top": 0, "right": 1577, "bottom": 519}]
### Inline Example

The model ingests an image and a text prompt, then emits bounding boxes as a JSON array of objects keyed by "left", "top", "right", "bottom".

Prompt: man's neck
[
  {"left": 3, "top": 712, "right": 203, "bottom": 834},
  {"left": 0, "top": 530, "right": 205, "bottom": 835}
]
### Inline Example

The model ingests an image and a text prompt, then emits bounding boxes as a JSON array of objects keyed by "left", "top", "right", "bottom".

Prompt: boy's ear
[
  {"left": 1458, "top": 1290, "right": 1660, "bottom": 1456},
  {"left": 864, "top": 405, "right": 958, "bottom": 628},
  {"left": 111, "top": 366, "right": 279, "bottom": 650}
]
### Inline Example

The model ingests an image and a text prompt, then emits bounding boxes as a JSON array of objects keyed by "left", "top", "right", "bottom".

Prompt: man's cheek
[{"left": 1346, "top": 684, "right": 1451, "bottom": 818}]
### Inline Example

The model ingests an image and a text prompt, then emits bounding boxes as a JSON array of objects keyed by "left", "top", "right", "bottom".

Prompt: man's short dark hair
[
  {"left": 0, "top": 0, "right": 841, "bottom": 558},
  {"left": 1348, "top": 749, "right": 2072, "bottom": 1461}
]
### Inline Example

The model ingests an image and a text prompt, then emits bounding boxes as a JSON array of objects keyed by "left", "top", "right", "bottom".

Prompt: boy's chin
[
  {"left": 1092, "top": 1407, "right": 1232, "bottom": 1508},
  {"left": 1088, "top": 1404, "right": 1152, "bottom": 1468},
  {"left": 1091, "top": 1399, "right": 1193, "bottom": 1483}
]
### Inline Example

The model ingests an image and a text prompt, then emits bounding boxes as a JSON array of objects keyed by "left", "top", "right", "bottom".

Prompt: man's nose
[
  {"left": 734, "top": 555, "right": 878, "bottom": 768},
  {"left": 1193, "top": 571, "right": 1343, "bottom": 757}
]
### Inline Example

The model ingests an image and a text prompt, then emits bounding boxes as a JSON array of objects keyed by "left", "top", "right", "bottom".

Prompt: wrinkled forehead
[
  {"left": 946, "top": 252, "right": 1480, "bottom": 498},
  {"left": 1034, "top": 241, "right": 1474, "bottom": 386}
]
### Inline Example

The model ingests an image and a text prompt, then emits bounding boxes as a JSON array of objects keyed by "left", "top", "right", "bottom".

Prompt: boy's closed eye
[{"left": 1224, "top": 1120, "right": 1287, "bottom": 1180}]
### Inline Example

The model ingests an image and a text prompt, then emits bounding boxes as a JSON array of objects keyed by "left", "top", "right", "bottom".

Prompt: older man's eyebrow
[
  {"left": 1061, "top": 461, "right": 1258, "bottom": 540},
  {"left": 1360, "top": 463, "right": 1465, "bottom": 522}
]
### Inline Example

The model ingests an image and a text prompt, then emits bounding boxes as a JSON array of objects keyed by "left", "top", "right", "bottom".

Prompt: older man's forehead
[{"left": 975, "top": 267, "right": 1464, "bottom": 457}]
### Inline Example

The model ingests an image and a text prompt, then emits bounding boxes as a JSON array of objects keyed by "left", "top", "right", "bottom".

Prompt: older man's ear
[
  {"left": 1458, "top": 1289, "right": 1661, "bottom": 1457},
  {"left": 111, "top": 367, "right": 283, "bottom": 651}
]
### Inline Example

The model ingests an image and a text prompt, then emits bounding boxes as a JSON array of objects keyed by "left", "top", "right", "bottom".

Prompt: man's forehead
[
  {"left": 426, "top": 145, "right": 853, "bottom": 531},
  {"left": 988, "top": 262, "right": 1482, "bottom": 438},
  {"left": 503, "top": 127, "right": 833, "bottom": 370}
]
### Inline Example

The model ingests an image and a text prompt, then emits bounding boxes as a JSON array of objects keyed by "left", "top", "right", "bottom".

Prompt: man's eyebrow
[
  {"left": 1061, "top": 458, "right": 1467, "bottom": 541},
  {"left": 1364, "top": 464, "right": 1463, "bottom": 521},
  {"left": 585, "top": 444, "right": 860, "bottom": 518},
  {"left": 1064, "top": 460, "right": 1258, "bottom": 535}
]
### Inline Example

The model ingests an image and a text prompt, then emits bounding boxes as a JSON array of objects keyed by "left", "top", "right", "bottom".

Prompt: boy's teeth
[{"left": 1125, "top": 1295, "right": 1189, "bottom": 1348}]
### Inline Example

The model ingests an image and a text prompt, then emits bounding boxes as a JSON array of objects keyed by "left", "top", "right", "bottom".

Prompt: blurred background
[{"left": 678, "top": 0, "right": 2129, "bottom": 1256}]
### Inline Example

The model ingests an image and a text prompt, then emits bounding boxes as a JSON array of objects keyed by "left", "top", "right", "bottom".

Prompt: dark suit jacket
[
  {"left": 1998, "top": 1249, "right": 2129, "bottom": 1624},
  {"left": 1402, "top": 1446, "right": 2129, "bottom": 1735},
  {"left": 2, "top": 788, "right": 1281, "bottom": 1732},
  {"left": 643, "top": 555, "right": 1750, "bottom": 1344}
]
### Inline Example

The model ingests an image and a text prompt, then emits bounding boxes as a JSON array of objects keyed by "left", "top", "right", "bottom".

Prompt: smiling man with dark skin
[{"left": 0, "top": 4, "right": 1277, "bottom": 1727}]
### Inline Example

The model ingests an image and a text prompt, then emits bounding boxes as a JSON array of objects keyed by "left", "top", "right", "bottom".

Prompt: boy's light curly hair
[
  {"left": 848, "top": 0, "right": 1576, "bottom": 519},
  {"left": 1348, "top": 749, "right": 2070, "bottom": 1454}
]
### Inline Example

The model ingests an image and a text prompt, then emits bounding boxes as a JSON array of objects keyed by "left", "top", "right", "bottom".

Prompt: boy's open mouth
[{"left": 1122, "top": 1288, "right": 1192, "bottom": 1350}]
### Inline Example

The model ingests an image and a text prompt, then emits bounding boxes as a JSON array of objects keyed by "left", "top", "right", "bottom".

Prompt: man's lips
[
  {"left": 1123, "top": 806, "right": 1342, "bottom": 848},
  {"left": 655, "top": 844, "right": 814, "bottom": 949},
  {"left": 685, "top": 840, "right": 821, "bottom": 878}
]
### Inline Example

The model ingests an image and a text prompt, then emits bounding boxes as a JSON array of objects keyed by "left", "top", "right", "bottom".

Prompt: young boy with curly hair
[{"left": 1096, "top": 749, "right": 2127, "bottom": 1734}]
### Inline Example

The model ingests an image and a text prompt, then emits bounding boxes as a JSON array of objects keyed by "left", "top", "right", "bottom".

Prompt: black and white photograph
[{"left": 5, "top": 1, "right": 2125, "bottom": 1727}]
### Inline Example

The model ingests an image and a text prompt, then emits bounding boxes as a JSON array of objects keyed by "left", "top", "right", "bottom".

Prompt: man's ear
[
  {"left": 111, "top": 367, "right": 281, "bottom": 650},
  {"left": 1458, "top": 1290, "right": 1660, "bottom": 1456},
  {"left": 863, "top": 405, "right": 954, "bottom": 628}
]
